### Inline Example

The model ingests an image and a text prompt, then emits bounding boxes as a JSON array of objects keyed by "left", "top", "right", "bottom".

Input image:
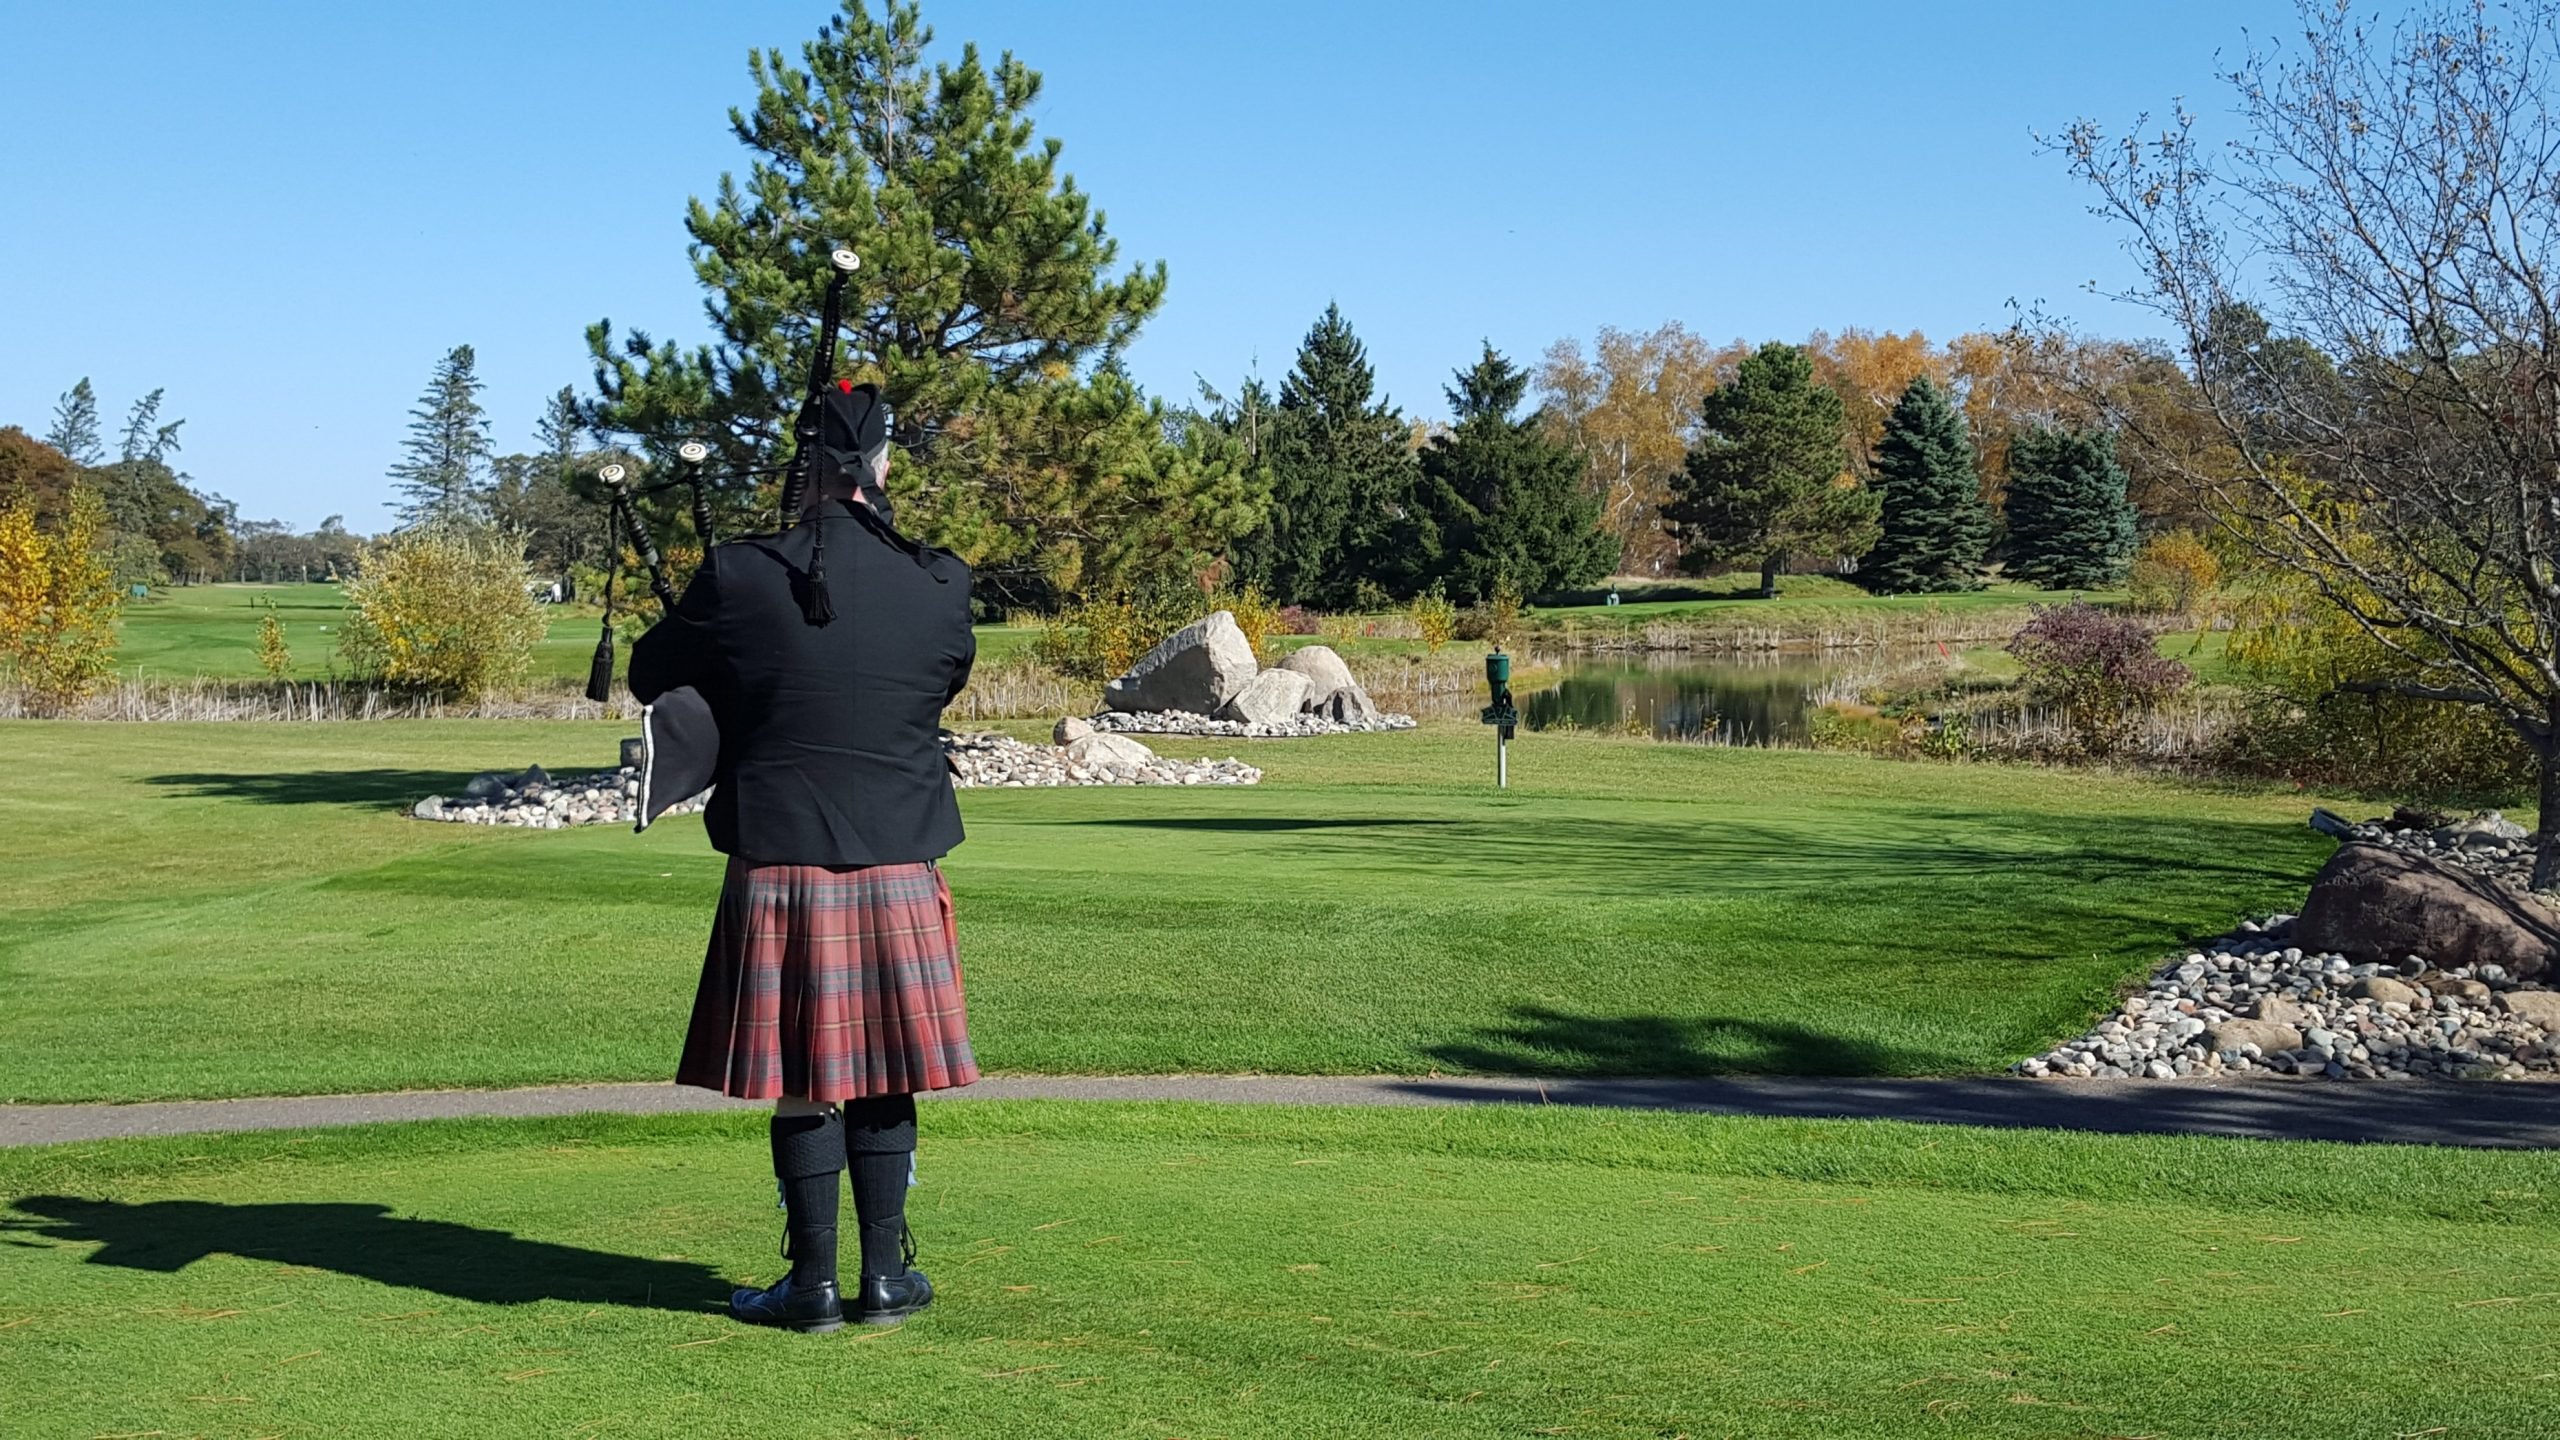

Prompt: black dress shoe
[
  {"left": 729, "top": 1273, "right": 845, "bottom": 1333},
  {"left": 853, "top": 1268, "right": 933, "bottom": 1325}
]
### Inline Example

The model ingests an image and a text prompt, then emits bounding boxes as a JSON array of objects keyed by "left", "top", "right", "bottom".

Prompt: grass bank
[
  {"left": 1529, "top": 577, "right": 2120, "bottom": 654},
  {"left": 2, "top": 1102, "right": 2552, "bottom": 1438},
  {"left": 0, "top": 720, "right": 2335, "bottom": 1102}
]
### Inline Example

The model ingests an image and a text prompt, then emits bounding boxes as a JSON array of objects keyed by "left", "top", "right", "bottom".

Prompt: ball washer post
[{"left": 1481, "top": 649, "right": 1517, "bottom": 789}]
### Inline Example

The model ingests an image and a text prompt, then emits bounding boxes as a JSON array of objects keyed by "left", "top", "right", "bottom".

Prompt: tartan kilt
[{"left": 675, "top": 857, "right": 979, "bottom": 1102}]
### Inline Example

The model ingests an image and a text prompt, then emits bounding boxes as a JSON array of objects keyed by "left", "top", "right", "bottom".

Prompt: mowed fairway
[
  {"left": 3, "top": 1103, "right": 2555, "bottom": 1438},
  {"left": 0, "top": 720, "right": 2332, "bottom": 1102}
]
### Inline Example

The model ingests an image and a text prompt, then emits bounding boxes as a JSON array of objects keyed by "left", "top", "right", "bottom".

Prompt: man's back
[{"left": 631, "top": 501, "right": 975, "bottom": 866}]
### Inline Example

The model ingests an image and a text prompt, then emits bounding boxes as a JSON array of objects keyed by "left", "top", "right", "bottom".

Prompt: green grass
[
  {"left": 1536, "top": 576, "right": 2121, "bottom": 625},
  {"left": 3, "top": 1102, "right": 2554, "bottom": 1438},
  {"left": 0, "top": 719, "right": 2338, "bottom": 1102}
]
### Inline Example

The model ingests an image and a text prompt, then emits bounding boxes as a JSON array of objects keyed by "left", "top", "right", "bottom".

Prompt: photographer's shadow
[{"left": 6, "top": 1196, "right": 730, "bottom": 1315}]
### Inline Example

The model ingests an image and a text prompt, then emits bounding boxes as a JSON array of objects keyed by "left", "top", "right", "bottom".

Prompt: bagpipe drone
[{"left": 582, "top": 244, "right": 890, "bottom": 830}]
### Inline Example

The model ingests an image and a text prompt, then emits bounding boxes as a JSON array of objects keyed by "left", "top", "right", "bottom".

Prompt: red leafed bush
[{"left": 2007, "top": 602, "right": 2192, "bottom": 756}]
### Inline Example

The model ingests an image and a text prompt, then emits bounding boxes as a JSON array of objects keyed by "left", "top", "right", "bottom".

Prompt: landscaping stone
[
  {"left": 1102, "top": 610, "right": 1258, "bottom": 715},
  {"left": 2018, "top": 911, "right": 2560, "bottom": 1082},
  {"left": 1274, "top": 645, "right": 1358, "bottom": 710},
  {"left": 1053, "top": 715, "right": 1095, "bottom": 746},
  {"left": 1322, "top": 682, "right": 1383, "bottom": 725},
  {"left": 2297, "top": 842, "right": 2560, "bottom": 981},
  {"left": 1088, "top": 708, "right": 1417, "bottom": 739},
  {"left": 1217, "top": 668, "right": 1314, "bottom": 726},
  {"left": 1066, "top": 731, "right": 1159, "bottom": 773}
]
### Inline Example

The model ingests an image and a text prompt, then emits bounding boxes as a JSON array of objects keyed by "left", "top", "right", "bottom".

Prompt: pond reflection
[{"left": 1523, "top": 654, "right": 1857, "bottom": 745}]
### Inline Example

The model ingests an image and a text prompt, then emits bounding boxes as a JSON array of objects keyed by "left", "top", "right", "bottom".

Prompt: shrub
[
  {"left": 0, "top": 487, "right": 122, "bottom": 714},
  {"left": 255, "top": 601, "right": 292, "bottom": 680},
  {"left": 2125, "top": 530, "right": 2222, "bottom": 616},
  {"left": 337, "top": 522, "right": 548, "bottom": 700},
  {"left": 1217, "top": 583, "right": 1283, "bottom": 664},
  {"left": 2007, "top": 602, "right": 2192, "bottom": 756},
  {"left": 1408, "top": 588, "right": 1457, "bottom": 654},
  {"left": 1275, "top": 605, "right": 1321, "bottom": 636},
  {"left": 1032, "top": 587, "right": 1200, "bottom": 681}
]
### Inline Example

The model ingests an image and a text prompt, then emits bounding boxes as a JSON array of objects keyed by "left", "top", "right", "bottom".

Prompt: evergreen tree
[
  {"left": 582, "top": 1, "right": 1249, "bottom": 607},
  {"left": 45, "top": 379, "right": 102, "bottom": 466},
  {"left": 1234, "top": 304, "right": 1424, "bottom": 606},
  {"left": 116, "top": 389, "right": 183, "bottom": 466},
  {"left": 2003, "top": 424, "right": 2136, "bottom": 590},
  {"left": 490, "top": 387, "right": 595, "bottom": 585},
  {"left": 1417, "top": 343, "right": 1617, "bottom": 601},
  {"left": 1662, "top": 342, "right": 1878, "bottom": 598},
  {"left": 389, "top": 345, "right": 493, "bottom": 526},
  {"left": 1855, "top": 374, "right": 1992, "bottom": 593}
]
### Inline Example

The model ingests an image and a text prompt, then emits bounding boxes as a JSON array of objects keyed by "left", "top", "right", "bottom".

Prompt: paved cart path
[{"left": 4, "top": 1073, "right": 2556, "bottom": 1149}]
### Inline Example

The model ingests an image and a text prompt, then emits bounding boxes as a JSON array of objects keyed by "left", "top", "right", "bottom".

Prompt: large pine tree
[
  {"left": 1236, "top": 304, "right": 1422, "bottom": 607},
  {"left": 1417, "top": 343, "right": 1617, "bottom": 601},
  {"left": 583, "top": 1, "right": 1254, "bottom": 606},
  {"left": 2003, "top": 424, "right": 2136, "bottom": 590},
  {"left": 45, "top": 379, "right": 102, "bottom": 466},
  {"left": 1855, "top": 374, "right": 1991, "bottom": 593},
  {"left": 389, "top": 346, "right": 493, "bottom": 527},
  {"left": 1662, "top": 342, "right": 1878, "bottom": 598}
]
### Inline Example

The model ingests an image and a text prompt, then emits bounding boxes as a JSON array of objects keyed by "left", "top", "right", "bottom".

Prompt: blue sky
[{"left": 0, "top": 0, "right": 2302, "bottom": 529}]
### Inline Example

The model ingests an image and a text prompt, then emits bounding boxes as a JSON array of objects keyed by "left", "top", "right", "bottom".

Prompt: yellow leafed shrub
[
  {"left": 337, "top": 523, "right": 547, "bottom": 700},
  {"left": 0, "top": 488, "right": 123, "bottom": 714}
]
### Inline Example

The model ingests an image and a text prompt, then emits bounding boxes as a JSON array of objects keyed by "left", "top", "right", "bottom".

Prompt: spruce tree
[
  {"left": 582, "top": 1, "right": 1250, "bottom": 607},
  {"left": 1417, "top": 343, "right": 1617, "bottom": 601},
  {"left": 45, "top": 379, "right": 102, "bottom": 466},
  {"left": 1855, "top": 374, "right": 1991, "bottom": 593},
  {"left": 1237, "top": 304, "right": 1423, "bottom": 606},
  {"left": 1662, "top": 342, "right": 1878, "bottom": 597},
  {"left": 2003, "top": 424, "right": 2136, "bottom": 590},
  {"left": 389, "top": 345, "right": 493, "bottom": 527}
]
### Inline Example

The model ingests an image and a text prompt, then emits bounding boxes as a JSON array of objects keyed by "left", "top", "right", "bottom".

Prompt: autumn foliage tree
[
  {"left": 337, "top": 524, "right": 547, "bottom": 700},
  {"left": 0, "top": 487, "right": 123, "bottom": 714}
]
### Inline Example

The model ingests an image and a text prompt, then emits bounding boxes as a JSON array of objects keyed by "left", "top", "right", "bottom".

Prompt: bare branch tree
[{"left": 2054, "top": 0, "right": 2560, "bottom": 883}]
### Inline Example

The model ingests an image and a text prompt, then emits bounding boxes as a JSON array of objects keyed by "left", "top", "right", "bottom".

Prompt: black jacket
[{"left": 629, "top": 501, "right": 975, "bottom": 866}]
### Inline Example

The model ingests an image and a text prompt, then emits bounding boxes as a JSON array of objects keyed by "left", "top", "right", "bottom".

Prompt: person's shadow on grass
[{"left": 3, "top": 1196, "right": 730, "bottom": 1315}]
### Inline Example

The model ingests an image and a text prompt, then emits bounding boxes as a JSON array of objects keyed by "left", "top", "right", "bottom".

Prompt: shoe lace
[{"left": 901, "top": 1220, "right": 918, "bottom": 1273}]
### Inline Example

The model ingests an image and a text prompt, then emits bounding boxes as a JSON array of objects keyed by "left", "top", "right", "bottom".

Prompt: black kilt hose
[{"left": 628, "top": 499, "right": 982, "bottom": 1106}]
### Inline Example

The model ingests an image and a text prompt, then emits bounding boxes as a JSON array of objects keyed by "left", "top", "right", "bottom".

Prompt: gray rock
[
  {"left": 1274, "top": 644, "right": 1358, "bottom": 710},
  {"left": 1217, "top": 668, "right": 1314, "bottom": 726},
  {"left": 463, "top": 773, "right": 509, "bottom": 800},
  {"left": 412, "top": 796, "right": 445, "bottom": 820},
  {"left": 2309, "top": 807, "right": 2356, "bottom": 838},
  {"left": 2205, "top": 1018, "right": 2305, "bottom": 1055},
  {"left": 1103, "top": 610, "right": 1259, "bottom": 715},
  {"left": 619, "top": 737, "right": 644, "bottom": 769},
  {"left": 1323, "top": 682, "right": 1382, "bottom": 725},
  {"left": 1053, "top": 715, "right": 1096, "bottom": 746},
  {"left": 521, "top": 764, "right": 550, "bottom": 789},
  {"left": 2497, "top": 990, "right": 2560, "bottom": 1031},
  {"left": 1066, "top": 732, "right": 1158, "bottom": 772},
  {"left": 2296, "top": 842, "right": 2560, "bottom": 981}
]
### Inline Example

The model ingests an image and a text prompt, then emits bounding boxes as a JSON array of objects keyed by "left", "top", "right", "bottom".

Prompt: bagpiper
[{"left": 630, "top": 377, "right": 978, "bottom": 1333}]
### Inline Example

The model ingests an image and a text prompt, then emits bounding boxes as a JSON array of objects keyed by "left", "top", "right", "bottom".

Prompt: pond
[{"left": 1521, "top": 652, "right": 1867, "bottom": 745}]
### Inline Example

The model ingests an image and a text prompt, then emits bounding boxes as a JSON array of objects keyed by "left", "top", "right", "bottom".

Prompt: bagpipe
[{"left": 584, "top": 244, "right": 880, "bottom": 830}]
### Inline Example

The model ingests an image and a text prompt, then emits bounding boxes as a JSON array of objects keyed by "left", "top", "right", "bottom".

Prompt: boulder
[
  {"left": 2497, "top": 990, "right": 2560, "bottom": 1029},
  {"left": 2205, "top": 1018, "right": 2304, "bottom": 1055},
  {"left": 1053, "top": 715, "right": 1095, "bottom": 746},
  {"left": 2424, "top": 973, "right": 2493, "bottom": 1001},
  {"left": 1322, "top": 682, "right": 1382, "bottom": 725},
  {"left": 620, "top": 737, "right": 645, "bottom": 769},
  {"left": 2296, "top": 842, "right": 2560, "bottom": 980},
  {"left": 1102, "top": 611, "right": 1258, "bottom": 715},
  {"left": 1217, "top": 669, "right": 1313, "bottom": 726},
  {"left": 412, "top": 796, "right": 446, "bottom": 820},
  {"left": 463, "top": 772, "right": 510, "bottom": 800},
  {"left": 1066, "top": 732, "right": 1156, "bottom": 773},
  {"left": 1275, "top": 645, "right": 1358, "bottom": 710}
]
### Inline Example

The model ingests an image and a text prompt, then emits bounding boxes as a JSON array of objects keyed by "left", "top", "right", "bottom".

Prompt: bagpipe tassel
[
  {"left": 799, "top": 524, "right": 836, "bottom": 625},
  {"left": 585, "top": 621, "right": 616, "bottom": 703}
]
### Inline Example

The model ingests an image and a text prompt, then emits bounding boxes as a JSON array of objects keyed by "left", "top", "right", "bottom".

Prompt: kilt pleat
[{"left": 676, "top": 857, "right": 979, "bottom": 1102}]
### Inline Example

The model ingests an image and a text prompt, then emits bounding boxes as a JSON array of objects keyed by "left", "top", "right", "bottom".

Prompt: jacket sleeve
[
  {"left": 943, "top": 576, "right": 976, "bottom": 708},
  {"left": 628, "top": 548, "right": 721, "bottom": 705}
]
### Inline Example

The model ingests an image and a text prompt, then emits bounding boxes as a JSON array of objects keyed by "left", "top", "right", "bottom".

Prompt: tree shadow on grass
[
  {"left": 147, "top": 769, "right": 477, "bottom": 809},
  {"left": 2, "top": 1196, "right": 730, "bottom": 1315},
  {"left": 1428, "top": 1005, "right": 1972, "bottom": 1077}
]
